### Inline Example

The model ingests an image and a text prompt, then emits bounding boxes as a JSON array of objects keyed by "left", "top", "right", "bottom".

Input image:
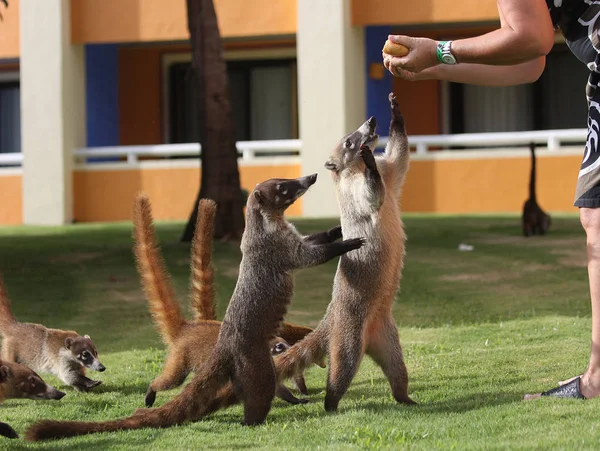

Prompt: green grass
[{"left": 1, "top": 214, "right": 599, "bottom": 450}]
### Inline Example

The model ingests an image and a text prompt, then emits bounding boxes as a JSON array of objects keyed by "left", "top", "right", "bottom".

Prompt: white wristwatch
[{"left": 437, "top": 40, "right": 458, "bottom": 65}]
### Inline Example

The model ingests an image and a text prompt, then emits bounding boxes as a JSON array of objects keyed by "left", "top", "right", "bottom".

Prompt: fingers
[{"left": 388, "top": 34, "right": 412, "bottom": 47}]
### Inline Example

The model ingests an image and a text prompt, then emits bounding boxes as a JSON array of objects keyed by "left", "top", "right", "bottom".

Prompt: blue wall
[
  {"left": 85, "top": 44, "right": 119, "bottom": 147},
  {"left": 365, "top": 26, "right": 393, "bottom": 144}
]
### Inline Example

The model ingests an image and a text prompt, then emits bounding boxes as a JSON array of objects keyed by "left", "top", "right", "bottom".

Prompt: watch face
[{"left": 442, "top": 54, "right": 456, "bottom": 64}]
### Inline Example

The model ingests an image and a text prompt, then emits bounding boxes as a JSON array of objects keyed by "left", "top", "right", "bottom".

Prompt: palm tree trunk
[{"left": 181, "top": 0, "right": 245, "bottom": 242}]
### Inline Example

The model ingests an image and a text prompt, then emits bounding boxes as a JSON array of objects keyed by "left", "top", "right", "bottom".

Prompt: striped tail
[
  {"left": 133, "top": 193, "right": 186, "bottom": 346},
  {"left": 25, "top": 358, "right": 228, "bottom": 441},
  {"left": 189, "top": 199, "right": 218, "bottom": 321}
]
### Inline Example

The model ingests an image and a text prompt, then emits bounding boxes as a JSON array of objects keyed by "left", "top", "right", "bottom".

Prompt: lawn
[{"left": 0, "top": 213, "right": 599, "bottom": 450}]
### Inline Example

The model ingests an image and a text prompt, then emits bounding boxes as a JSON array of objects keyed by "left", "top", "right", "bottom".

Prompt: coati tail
[
  {"left": 0, "top": 274, "right": 17, "bottom": 330},
  {"left": 133, "top": 193, "right": 186, "bottom": 346},
  {"left": 26, "top": 358, "right": 230, "bottom": 441},
  {"left": 274, "top": 328, "right": 327, "bottom": 383},
  {"left": 190, "top": 198, "right": 218, "bottom": 321},
  {"left": 278, "top": 322, "right": 314, "bottom": 346}
]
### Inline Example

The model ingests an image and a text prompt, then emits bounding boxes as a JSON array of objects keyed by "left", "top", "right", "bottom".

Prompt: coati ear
[
  {"left": 84, "top": 334, "right": 91, "bottom": 340},
  {"left": 64, "top": 338, "right": 73, "bottom": 349},
  {"left": 0, "top": 365, "right": 12, "bottom": 382},
  {"left": 253, "top": 190, "right": 265, "bottom": 205}
]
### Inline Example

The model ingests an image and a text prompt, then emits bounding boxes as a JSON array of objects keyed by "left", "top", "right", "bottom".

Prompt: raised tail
[
  {"left": 278, "top": 322, "right": 314, "bottom": 346},
  {"left": 529, "top": 142, "right": 537, "bottom": 201},
  {"left": 0, "top": 274, "right": 17, "bottom": 331},
  {"left": 189, "top": 198, "right": 218, "bottom": 321},
  {"left": 133, "top": 193, "right": 186, "bottom": 346},
  {"left": 26, "top": 357, "right": 229, "bottom": 441},
  {"left": 274, "top": 327, "right": 327, "bottom": 383}
]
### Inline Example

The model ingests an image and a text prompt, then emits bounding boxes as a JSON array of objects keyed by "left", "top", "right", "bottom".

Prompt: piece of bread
[{"left": 382, "top": 40, "right": 409, "bottom": 57}]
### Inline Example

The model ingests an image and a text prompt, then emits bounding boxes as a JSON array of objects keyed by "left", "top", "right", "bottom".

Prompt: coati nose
[
  {"left": 51, "top": 388, "right": 67, "bottom": 400},
  {"left": 367, "top": 116, "right": 377, "bottom": 131},
  {"left": 302, "top": 173, "right": 318, "bottom": 187},
  {"left": 97, "top": 363, "right": 106, "bottom": 372}
]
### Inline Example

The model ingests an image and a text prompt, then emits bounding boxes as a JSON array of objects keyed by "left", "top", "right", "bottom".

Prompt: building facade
[{"left": 0, "top": 0, "right": 587, "bottom": 225}]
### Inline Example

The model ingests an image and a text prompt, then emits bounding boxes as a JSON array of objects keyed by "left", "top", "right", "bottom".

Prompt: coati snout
[
  {"left": 251, "top": 174, "right": 318, "bottom": 211},
  {"left": 65, "top": 336, "right": 105, "bottom": 372},
  {"left": 0, "top": 362, "right": 66, "bottom": 400},
  {"left": 325, "top": 116, "right": 379, "bottom": 172}
]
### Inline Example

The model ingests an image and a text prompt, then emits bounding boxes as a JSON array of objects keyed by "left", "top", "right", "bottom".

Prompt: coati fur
[
  {"left": 0, "top": 359, "right": 67, "bottom": 439},
  {"left": 25, "top": 174, "right": 366, "bottom": 441},
  {"left": 133, "top": 194, "right": 315, "bottom": 408},
  {"left": 273, "top": 92, "right": 416, "bottom": 411},
  {"left": 522, "top": 142, "right": 551, "bottom": 237},
  {"left": 0, "top": 275, "right": 105, "bottom": 392}
]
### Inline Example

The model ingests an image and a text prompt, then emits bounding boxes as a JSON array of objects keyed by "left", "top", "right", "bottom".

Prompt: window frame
[{"left": 160, "top": 47, "right": 297, "bottom": 144}]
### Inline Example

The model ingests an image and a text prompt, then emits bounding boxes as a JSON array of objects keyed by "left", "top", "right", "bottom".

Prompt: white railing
[
  {"left": 72, "top": 139, "right": 302, "bottom": 165},
  {"left": 378, "top": 128, "right": 587, "bottom": 154},
  {"left": 0, "top": 129, "right": 590, "bottom": 169},
  {"left": 0, "top": 152, "right": 23, "bottom": 166}
]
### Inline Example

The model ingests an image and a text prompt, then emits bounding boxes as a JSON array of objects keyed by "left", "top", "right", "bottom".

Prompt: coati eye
[
  {"left": 30, "top": 381, "right": 36, "bottom": 390},
  {"left": 344, "top": 139, "right": 352, "bottom": 149},
  {"left": 82, "top": 351, "right": 91, "bottom": 359}
]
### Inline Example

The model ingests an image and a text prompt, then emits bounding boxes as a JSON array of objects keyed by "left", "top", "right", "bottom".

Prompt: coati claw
[
  {"left": 343, "top": 237, "right": 366, "bottom": 251},
  {"left": 145, "top": 389, "right": 157, "bottom": 407},
  {"left": 360, "top": 146, "right": 378, "bottom": 171},
  {"left": 389, "top": 92, "right": 398, "bottom": 109}
]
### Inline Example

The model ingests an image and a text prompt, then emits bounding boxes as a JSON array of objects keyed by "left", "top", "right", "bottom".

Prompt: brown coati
[
  {"left": 133, "top": 194, "right": 316, "bottom": 408},
  {"left": 273, "top": 92, "right": 416, "bottom": 411},
  {"left": 522, "top": 142, "right": 551, "bottom": 237},
  {"left": 0, "top": 275, "right": 105, "bottom": 392},
  {"left": 0, "top": 359, "right": 67, "bottom": 439},
  {"left": 24, "top": 175, "right": 365, "bottom": 441}
]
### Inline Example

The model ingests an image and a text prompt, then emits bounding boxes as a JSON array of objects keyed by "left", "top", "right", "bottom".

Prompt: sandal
[{"left": 541, "top": 376, "right": 586, "bottom": 399}]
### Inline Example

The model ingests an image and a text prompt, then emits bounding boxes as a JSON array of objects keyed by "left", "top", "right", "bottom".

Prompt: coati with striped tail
[
  {"left": 133, "top": 194, "right": 316, "bottom": 408},
  {"left": 0, "top": 275, "right": 105, "bottom": 392},
  {"left": 26, "top": 174, "right": 365, "bottom": 441},
  {"left": 522, "top": 142, "right": 551, "bottom": 237},
  {"left": 0, "top": 359, "right": 67, "bottom": 439},
  {"left": 273, "top": 92, "right": 416, "bottom": 411}
]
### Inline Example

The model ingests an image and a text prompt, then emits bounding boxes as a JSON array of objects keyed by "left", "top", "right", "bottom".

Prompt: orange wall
[
  {"left": 71, "top": 0, "right": 296, "bottom": 44},
  {"left": 394, "top": 78, "right": 440, "bottom": 135},
  {"left": 353, "top": 0, "right": 499, "bottom": 27},
  {"left": 401, "top": 154, "right": 580, "bottom": 214},
  {"left": 0, "top": 174, "right": 22, "bottom": 225},
  {"left": 73, "top": 164, "right": 302, "bottom": 222},
  {"left": 0, "top": 0, "right": 19, "bottom": 59}
]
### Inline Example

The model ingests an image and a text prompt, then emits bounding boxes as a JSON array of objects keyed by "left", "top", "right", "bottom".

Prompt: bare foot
[
  {"left": 523, "top": 392, "right": 542, "bottom": 400},
  {"left": 578, "top": 372, "right": 600, "bottom": 399}
]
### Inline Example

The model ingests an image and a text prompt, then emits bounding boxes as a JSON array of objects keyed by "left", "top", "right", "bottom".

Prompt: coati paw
[
  {"left": 145, "top": 389, "right": 157, "bottom": 407},
  {"left": 0, "top": 423, "right": 18, "bottom": 439},
  {"left": 360, "top": 145, "right": 378, "bottom": 171},
  {"left": 389, "top": 92, "right": 399, "bottom": 111},
  {"left": 327, "top": 225, "right": 343, "bottom": 241},
  {"left": 342, "top": 237, "right": 367, "bottom": 251}
]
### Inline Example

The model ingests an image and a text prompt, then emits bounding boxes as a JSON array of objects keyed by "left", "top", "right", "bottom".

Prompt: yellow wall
[
  {"left": 352, "top": 0, "right": 499, "bottom": 27},
  {"left": 0, "top": 173, "right": 22, "bottom": 225},
  {"left": 71, "top": 0, "right": 296, "bottom": 44},
  {"left": 0, "top": 0, "right": 19, "bottom": 59},
  {"left": 72, "top": 164, "right": 302, "bottom": 222},
  {"left": 401, "top": 154, "right": 580, "bottom": 214}
]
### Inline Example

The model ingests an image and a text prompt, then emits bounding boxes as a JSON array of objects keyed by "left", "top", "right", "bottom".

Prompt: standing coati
[
  {"left": 139, "top": 93, "right": 415, "bottom": 415},
  {"left": 26, "top": 174, "right": 365, "bottom": 441},
  {"left": 0, "top": 359, "right": 67, "bottom": 439},
  {"left": 0, "top": 275, "right": 105, "bottom": 392},
  {"left": 133, "top": 194, "right": 315, "bottom": 408},
  {"left": 522, "top": 142, "right": 551, "bottom": 237},
  {"left": 272, "top": 92, "right": 416, "bottom": 411}
]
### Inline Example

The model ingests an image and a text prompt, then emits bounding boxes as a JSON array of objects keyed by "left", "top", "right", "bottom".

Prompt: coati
[
  {"left": 522, "top": 142, "right": 551, "bottom": 237},
  {"left": 0, "top": 359, "right": 67, "bottom": 439},
  {"left": 133, "top": 194, "right": 316, "bottom": 408},
  {"left": 273, "top": 92, "right": 416, "bottom": 411},
  {"left": 0, "top": 275, "right": 105, "bottom": 392},
  {"left": 25, "top": 174, "right": 366, "bottom": 441}
]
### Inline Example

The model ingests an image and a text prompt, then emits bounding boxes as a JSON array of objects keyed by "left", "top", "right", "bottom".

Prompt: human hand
[{"left": 382, "top": 35, "right": 440, "bottom": 76}]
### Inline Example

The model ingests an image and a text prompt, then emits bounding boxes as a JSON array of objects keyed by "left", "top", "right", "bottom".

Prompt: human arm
[{"left": 383, "top": 0, "right": 554, "bottom": 77}]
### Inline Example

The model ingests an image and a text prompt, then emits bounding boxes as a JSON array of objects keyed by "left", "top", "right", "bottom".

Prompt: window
[
  {"left": 447, "top": 43, "right": 589, "bottom": 134},
  {"left": 163, "top": 51, "right": 297, "bottom": 144},
  {"left": 0, "top": 77, "right": 20, "bottom": 154}
]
